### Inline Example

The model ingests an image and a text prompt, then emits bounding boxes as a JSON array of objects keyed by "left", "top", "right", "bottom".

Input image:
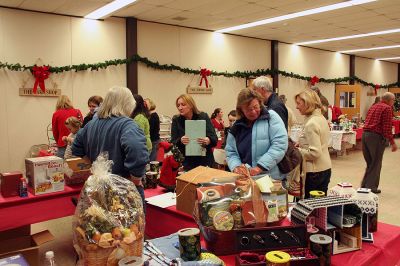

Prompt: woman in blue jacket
[{"left": 225, "top": 88, "right": 288, "bottom": 180}]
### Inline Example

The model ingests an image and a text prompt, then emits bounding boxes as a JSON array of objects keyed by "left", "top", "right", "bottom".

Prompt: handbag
[{"left": 277, "top": 137, "right": 302, "bottom": 174}]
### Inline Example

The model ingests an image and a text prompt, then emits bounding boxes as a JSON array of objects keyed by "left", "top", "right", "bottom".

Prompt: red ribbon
[
  {"left": 199, "top": 68, "right": 211, "bottom": 88},
  {"left": 374, "top": 84, "right": 380, "bottom": 95},
  {"left": 310, "top": 75, "right": 319, "bottom": 86},
  {"left": 32, "top": 66, "right": 50, "bottom": 93}
]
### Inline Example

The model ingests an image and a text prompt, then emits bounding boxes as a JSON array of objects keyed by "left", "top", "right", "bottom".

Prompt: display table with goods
[
  {"left": 143, "top": 167, "right": 400, "bottom": 266},
  {"left": 0, "top": 183, "right": 82, "bottom": 231}
]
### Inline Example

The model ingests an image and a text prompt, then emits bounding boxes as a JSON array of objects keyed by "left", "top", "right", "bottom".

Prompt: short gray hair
[
  {"left": 97, "top": 86, "right": 136, "bottom": 118},
  {"left": 382, "top": 92, "right": 395, "bottom": 102},
  {"left": 252, "top": 76, "right": 273, "bottom": 92}
]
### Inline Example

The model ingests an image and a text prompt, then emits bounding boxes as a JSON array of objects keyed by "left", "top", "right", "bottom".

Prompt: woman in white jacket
[{"left": 295, "top": 89, "right": 332, "bottom": 198}]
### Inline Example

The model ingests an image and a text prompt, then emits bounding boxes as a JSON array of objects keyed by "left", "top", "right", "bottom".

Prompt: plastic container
[{"left": 265, "top": 250, "right": 290, "bottom": 266}]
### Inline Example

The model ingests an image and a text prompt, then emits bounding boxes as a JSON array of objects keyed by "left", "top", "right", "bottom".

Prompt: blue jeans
[
  {"left": 57, "top": 146, "right": 66, "bottom": 158},
  {"left": 136, "top": 185, "right": 146, "bottom": 214}
]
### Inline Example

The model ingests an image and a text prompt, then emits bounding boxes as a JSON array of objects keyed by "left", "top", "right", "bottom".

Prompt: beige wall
[
  {"left": 355, "top": 57, "right": 398, "bottom": 117},
  {"left": 137, "top": 21, "right": 271, "bottom": 118},
  {"left": 0, "top": 8, "right": 126, "bottom": 172},
  {"left": 279, "top": 43, "right": 350, "bottom": 122}
]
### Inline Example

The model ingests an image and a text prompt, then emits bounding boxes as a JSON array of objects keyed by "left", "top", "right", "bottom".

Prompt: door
[
  {"left": 335, "top": 84, "right": 361, "bottom": 120},
  {"left": 388, "top": 87, "right": 400, "bottom": 116}
]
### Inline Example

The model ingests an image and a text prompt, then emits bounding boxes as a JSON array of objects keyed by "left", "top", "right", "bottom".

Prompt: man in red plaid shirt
[{"left": 361, "top": 92, "right": 398, "bottom": 194}]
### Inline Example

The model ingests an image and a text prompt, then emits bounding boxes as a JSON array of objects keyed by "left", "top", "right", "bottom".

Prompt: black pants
[
  {"left": 361, "top": 131, "right": 386, "bottom": 191},
  {"left": 305, "top": 169, "right": 331, "bottom": 198}
]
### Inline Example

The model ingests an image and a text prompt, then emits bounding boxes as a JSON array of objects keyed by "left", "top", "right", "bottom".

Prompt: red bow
[
  {"left": 32, "top": 66, "right": 50, "bottom": 93},
  {"left": 374, "top": 84, "right": 380, "bottom": 95},
  {"left": 199, "top": 68, "right": 211, "bottom": 88},
  {"left": 310, "top": 76, "right": 319, "bottom": 86}
]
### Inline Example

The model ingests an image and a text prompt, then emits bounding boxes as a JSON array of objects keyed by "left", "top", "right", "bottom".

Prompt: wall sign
[
  {"left": 186, "top": 85, "right": 213, "bottom": 94},
  {"left": 19, "top": 88, "right": 61, "bottom": 97}
]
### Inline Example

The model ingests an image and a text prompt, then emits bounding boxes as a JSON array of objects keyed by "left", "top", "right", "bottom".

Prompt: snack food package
[{"left": 73, "top": 154, "right": 145, "bottom": 266}]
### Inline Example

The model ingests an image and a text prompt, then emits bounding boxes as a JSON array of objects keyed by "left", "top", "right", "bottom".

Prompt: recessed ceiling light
[
  {"left": 85, "top": 0, "right": 137, "bottom": 20},
  {"left": 295, "top": 28, "right": 400, "bottom": 45},
  {"left": 215, "top": 0, "right": 376, "bottom": 33},
  {"left": 339, "top": 44, "right": 400, "bottom": 53},
  {"left": 376, "top": 56, "right": 400, "bottom": 61}
]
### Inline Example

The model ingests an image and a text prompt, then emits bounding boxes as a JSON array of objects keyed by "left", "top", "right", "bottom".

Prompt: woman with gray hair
[
  {"left": 295, "top": 89, "right": 331, "bottom": 198},
  {"left": 72, "top": 86, "right": 149, "bottom": 201}
]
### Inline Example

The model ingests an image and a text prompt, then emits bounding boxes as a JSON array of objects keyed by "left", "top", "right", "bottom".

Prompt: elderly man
[
  {"left": 252, "top": 76, "right": 288, "bottom": 130},
  {"left": 361, "top": 92, "right": 398, "bottom": 193}
]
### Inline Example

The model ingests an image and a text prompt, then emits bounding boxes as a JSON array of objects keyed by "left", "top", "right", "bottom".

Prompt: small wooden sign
[
  {"left": 19, "top": 88, "right": 61, "bottom": 97},
  {"left": 186, "top": 85, "right": 213, "bottom": 94}
]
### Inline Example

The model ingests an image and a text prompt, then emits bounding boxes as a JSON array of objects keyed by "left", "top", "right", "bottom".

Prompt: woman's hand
[
  {"left": 249, "top": 166, "right": 262, "bottom": 176},
  {"left": 181, "top": 136, "right": 190, "bottom": 145},
  {"left": 197, "top": 137, "right": 210, "bottom": 147},
  {"left": 62, "top": 136, "right": 67, "bottom": 142}
]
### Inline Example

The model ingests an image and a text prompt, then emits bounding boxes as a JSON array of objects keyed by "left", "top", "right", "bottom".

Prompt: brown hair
[
  {"left": 56, "top": 95, "right": 73, "bottom": 110},
  {"left": 65, "top": 116, "right": 82, "bottom": 129},
  {"left": 88, "top": 95, "right": 103, "bottom": 106},
  {"left": 236, "top": 88, "right": 264, "bottom": 120},
  {"left": 295, "top": 89, "right": 322, "bottom": 115},
  {"left": 176, "top": 94, "right": 200, "bottom": 115}
]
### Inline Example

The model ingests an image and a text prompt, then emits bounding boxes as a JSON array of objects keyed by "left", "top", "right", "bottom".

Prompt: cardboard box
[
  {"left": 0, "top": 171, "right": 23, "bottom": 197},
  {"left": 0, "top": 230, "right": 54, "bottom": 266},
  {"left": 64, "top": 157, "right": 91, "bottom": 185},
  {"left": 176, "top": 166, "right": 239, "bottom": 215},
  {"left": 25, "top": 156, "right": 65, "bottom": 195}
]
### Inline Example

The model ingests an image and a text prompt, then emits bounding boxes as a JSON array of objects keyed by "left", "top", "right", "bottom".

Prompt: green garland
[{"left": 1, "top": 54, "right": 399, "bottom": 89}]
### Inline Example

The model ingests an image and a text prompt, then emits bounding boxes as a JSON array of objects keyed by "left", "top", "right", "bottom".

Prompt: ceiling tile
[
  {"left": 0, "top": 0, "right": 25, "bottom": 7},
  {"left": 114, "top": 2, "right": 158, "bottom": 17},
  {"left": 20, "top": 0, "right": 70, "bottom": 13},
  {"left": 136, "top": 6, "right": 182, "bottom": 21}
]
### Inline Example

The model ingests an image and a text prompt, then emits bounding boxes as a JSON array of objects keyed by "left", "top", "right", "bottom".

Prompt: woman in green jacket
[{"left": 131, "top": 94, "right": 152, "bottom": 152}]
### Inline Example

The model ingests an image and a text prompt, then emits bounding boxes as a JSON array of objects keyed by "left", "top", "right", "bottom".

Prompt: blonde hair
[
  {"left": 176, "top": 94, "right": 200, "bottom": 115},
  {"left": 145, "top": 98, "right": 156, "bottom": 111},
  {"left": 97, "top": 86, "right": 136, "bottom": 118},
  {"left": 295, "top": 89, "right": 322, "bottom": 115},
  {"left": 236, "top": 88, "right": 264, "bottom": 120},
  {"left": 65, "top": 116, "right": 82, "bottom": 129},
  {"left": 56, "top": 95, "right": 73, "bottom": 110}
]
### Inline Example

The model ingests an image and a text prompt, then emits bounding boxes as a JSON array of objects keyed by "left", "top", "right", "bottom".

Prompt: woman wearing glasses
[{"left": 225, "top": 88, "right": 288, "bottom": 179}]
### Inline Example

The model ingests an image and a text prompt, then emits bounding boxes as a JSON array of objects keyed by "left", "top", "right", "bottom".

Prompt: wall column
[
  {"left": 126, "top": 17, "right": 138, "bottom": 94},
  {"left": 349, "top": 55, "right": 355, "bottom": 85},
  {"left": 271, "top": 40, "right": 279, "bottom": 92}
]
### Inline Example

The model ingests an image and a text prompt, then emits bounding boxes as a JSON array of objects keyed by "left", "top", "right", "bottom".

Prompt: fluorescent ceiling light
[
  {"left": 85, "top": 0, "right": 137, "bottom": 20},
  {"left": 377, "top": 56, "right": 400, "bottom": 61},
  {"left": 295, "top": 28, "right": 400, "bottom": 45},
  {"left": 215, "top": 0, "right": 376, "bottom": 33},
  {"left": 339, "top": 44, "right": 400, "bottom": 53}
]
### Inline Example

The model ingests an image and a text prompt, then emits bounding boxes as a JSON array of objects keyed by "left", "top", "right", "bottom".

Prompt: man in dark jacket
[{"left": 251, "top": 76, "right": 288, "bottom": 130}]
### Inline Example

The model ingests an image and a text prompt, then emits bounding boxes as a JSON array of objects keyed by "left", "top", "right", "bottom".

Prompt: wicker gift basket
[{"left": 73, "top": 154, "right": 145, "bottom": 266}]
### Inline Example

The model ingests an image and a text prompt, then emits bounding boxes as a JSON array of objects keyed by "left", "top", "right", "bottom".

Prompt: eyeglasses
[{"left": 243, "top": 104, "right": 260, "bottom": 113}]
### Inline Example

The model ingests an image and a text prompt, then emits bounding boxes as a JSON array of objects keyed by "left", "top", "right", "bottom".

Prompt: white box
[{"left": 25, "top": 156, "right": 65, "bottom": 195}]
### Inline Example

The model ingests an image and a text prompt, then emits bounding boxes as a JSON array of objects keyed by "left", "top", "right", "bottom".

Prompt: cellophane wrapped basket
[{"left": 73, "top": 154, "right": 145, "bottom": 266}]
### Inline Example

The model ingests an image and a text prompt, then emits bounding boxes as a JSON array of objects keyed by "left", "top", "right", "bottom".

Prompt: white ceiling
[{"left": 1, "top": 0, "right": 400, "bottom": 63}]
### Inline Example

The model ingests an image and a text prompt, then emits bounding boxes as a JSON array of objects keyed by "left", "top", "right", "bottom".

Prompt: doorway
[{"left": 335, "top": 84, "right": 361, "bottom": 120}]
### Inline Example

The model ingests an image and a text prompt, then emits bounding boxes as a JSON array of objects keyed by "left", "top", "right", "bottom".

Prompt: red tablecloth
[
  {"left": 355, "top": 127, "right": 363, "bottom": 140},
  {"left": 0, "top": 185, "right": 82, "bottom": 231},
  {"left": 393, "top": 120, "right": 400, "bottom": 135},
  {"left": 144, "top": 187, "right": 400, "bottom": 266}
]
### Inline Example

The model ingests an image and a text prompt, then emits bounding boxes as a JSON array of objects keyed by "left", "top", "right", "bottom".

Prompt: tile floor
[{"left": 32, "top": 141, "right": 400, "bottom": 265}]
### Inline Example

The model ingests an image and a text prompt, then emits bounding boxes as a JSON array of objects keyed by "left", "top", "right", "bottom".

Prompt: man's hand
[{"left": 392, "top": 143, "right": 398, "bottom": 152}]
